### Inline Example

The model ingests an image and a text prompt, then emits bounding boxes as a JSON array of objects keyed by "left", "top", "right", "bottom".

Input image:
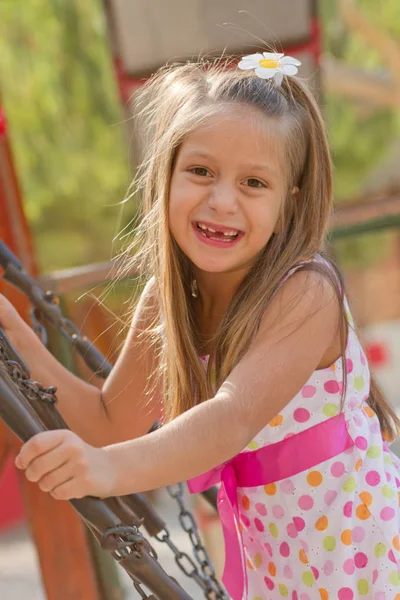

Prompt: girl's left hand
[{"left": 15, "top": 430, "right": 115, "bottom": 500}]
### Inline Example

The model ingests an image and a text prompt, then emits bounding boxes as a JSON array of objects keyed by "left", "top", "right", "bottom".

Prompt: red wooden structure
[{"left": 0, "top": 94, "right": 101, "bottom": 599}]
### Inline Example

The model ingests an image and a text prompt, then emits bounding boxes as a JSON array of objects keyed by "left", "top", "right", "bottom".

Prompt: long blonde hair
[{"left": 123, "top": 58, "right": 399, "bottom": 438}]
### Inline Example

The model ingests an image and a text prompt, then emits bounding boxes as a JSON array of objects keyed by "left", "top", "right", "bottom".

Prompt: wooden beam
[
  {"left": 323, "top": 57, "right": 398, "bottom": 109},
  {"left": 334, "top": 190, "right": 400, "bottom": 229}
]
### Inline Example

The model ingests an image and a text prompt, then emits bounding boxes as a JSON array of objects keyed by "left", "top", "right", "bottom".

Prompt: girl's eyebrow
[{"left": 182, "top": 150, "right": 277, "bottom": 176}]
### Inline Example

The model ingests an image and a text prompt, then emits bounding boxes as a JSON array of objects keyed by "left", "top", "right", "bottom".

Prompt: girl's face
[{"left": 169, "top": 106, "right": 287, "bottom": 277}]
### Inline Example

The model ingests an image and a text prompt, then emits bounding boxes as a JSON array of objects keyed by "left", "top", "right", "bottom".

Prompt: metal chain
[
  {"left": 163, "top": 484, "right": 228, "bottom": 599},
  {"left": 0, "top": 242, "right": 225, "bottom": 598},
  {"left": 0, "top": 331, "right": 57, "bottom": 407}
]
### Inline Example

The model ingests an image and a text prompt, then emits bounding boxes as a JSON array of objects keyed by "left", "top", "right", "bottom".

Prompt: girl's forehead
[{"left": 178, "top": 106, "right": 285, "bottom": 170}]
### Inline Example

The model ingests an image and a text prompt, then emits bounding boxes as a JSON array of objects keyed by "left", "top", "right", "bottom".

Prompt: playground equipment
[
  {"left": 1, "top": 1, "right": 399, "bottom": 598},
  {"left": 0, "top": 239, "right": 226, "bottom": 599}
]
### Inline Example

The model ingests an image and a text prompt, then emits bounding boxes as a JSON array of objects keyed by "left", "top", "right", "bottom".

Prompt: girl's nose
[{"left": 207, "top": 183, "right": 238, "bottom": 215}]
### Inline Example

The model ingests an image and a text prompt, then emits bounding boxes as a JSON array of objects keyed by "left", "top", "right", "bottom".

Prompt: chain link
[
  {"left": 165, "top": 484, "right": 228, "bottom": 599},
  {"left": 0, "top": 246, "right": 227, "bottom": 599}
]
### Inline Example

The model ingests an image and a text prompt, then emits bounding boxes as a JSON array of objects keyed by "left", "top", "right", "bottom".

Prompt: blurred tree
[
  {"left": 321, "top": 0, "right": 400, "bottom": 199},
  {"left": 320, "top": 0, "right": 400, "bottom": 268},
  {"left": 0, "top": 0, "right": 131, "bottom": 272},
  {"left": 0, "top": 0, "right": 399, "bottom": 273}
]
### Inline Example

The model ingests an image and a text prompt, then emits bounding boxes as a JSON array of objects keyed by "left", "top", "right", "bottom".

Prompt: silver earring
[{"left": 191, "top": 278, "right": 198, "bottom": 298}]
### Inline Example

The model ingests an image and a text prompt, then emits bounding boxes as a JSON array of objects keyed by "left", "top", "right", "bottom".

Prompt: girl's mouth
[{"left": 192, "top": 221, "right": 243, "bottom": 248}]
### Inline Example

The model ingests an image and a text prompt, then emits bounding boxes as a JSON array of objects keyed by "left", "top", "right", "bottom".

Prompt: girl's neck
[{"left": 192, "top": 268, "right": 248, "bottom": 355}]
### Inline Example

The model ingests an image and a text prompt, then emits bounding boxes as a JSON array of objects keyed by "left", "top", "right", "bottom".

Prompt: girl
[{"left": 2, "top": 53, "right": 400, "bottom": 599}]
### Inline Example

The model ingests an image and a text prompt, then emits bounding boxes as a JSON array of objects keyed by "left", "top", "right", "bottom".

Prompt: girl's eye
[
  {"left": 245, "top": 178, "right": 266, "bottom": 188},
  {"left": 189, "top": 167, "right": 210, "bottom": 177}
]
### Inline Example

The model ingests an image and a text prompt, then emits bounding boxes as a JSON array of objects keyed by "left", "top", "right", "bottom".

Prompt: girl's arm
[
  {"left": 5, "top": 278, "right": 162, "bottom": 446},
  {"left": 106, "top": 269, "right": 340, "bottom": 494},
  {"left": 15, "top": 270, "right": 341, "bottom": 499}
]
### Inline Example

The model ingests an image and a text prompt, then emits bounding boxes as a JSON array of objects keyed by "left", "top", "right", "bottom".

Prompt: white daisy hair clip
[{"left": 238, "top": 52, "right": 301, "bottom": 86}]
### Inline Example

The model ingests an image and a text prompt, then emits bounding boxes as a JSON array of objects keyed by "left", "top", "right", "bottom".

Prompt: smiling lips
[{"left": 194, "top": 221, "right": 242, "bottom": 244}]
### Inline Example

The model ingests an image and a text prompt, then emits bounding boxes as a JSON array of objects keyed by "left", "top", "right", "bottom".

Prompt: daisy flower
[{"left": 238, "top": 52, "right": 301, "bottom": 86}]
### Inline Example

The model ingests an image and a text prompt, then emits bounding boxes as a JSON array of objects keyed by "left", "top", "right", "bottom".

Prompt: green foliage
[
  {"left": 320, "top": 0, "right": 400, "bottom": 201},
  {"left": 0, "top": 0, "right": 131, "bottom": 272},
  {"left": 0, "top": 0, "right": 399, "bottom": 274},
  {"left": 319, "top": 0, "right": 400, "bottom": 268}
]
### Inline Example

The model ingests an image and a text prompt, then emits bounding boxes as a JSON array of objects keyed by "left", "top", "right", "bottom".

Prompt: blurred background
[{"left": 0, "top": 1, "right": 399, "bottom": 598}]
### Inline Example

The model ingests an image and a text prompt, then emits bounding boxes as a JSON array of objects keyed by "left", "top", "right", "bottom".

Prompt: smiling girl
[{"left": 2, "top": 53, "right": 400, "bottom": 599}]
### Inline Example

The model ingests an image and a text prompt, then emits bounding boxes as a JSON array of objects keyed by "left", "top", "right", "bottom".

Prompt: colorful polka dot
[
  {"left": 242, "top": 495, "right": 250, "bottom": 510},
  {"left": 302, "top": 385, "right": 316, "bottom": 398},
  {"left": 357, "top": 579, "right": 369, "bottom": 595},
  {"left": 293, "top": 517, "right": 305, "bottom": 532},
  {"left": 382, "top": 484, "right": 395, "bottom": 499},
  {"left": 247, "top": 440, "right": 259, "bottom": 450},
  {"left": 299, "top": 548, "right": 309, "bottom": 564},
  {"left": 323, "top": 560, "right": 334, "bottom": 576},
  {"left": 280, "top": 480, "right": 295, "bottom": 494},
  {"left": 338, "top": 588, "right": 354, "bottom": 600},
  {"left": 341, "top": 530, "right": 352, "bottom": 545},
  {"left": 343, "top": 501, "right": 353, "bottom": 517},
  {"left": 355, "top": 436, "right": 368, "bottom": 450},
  {"left": 323, "top": 403, "right": 339, "bottom": 417},
  {"left": 324, "top": 490, "right": 337, "bottom": 506},
  {"left": 279, "top": 542, "right": 290, "bottom": 557},
  {"left": 255, "top": 502, "right": 267, "bottom": 516},
  {"left": 354, "top": 552, "right": 368, "bottom": 568},
  {"left": 374, "top": 542, "right": 386, "bottom": 558},
  {"left": 323, "top": 536, "right": 336, "bottom": 551},
  {"left": 381, "top": 507, "right": 395, "bottom": 521},
  {"left": 264, "top": 576, "right": 274, "bottom": 590},
  {"left": 269, "top": 523, "right": 279, "bottom": 538},
  {"left": 352, "top": 526, "right": 365, "bottom": 543},
  {"left": 283, "top": 565, "right": 293, "bottom": 579},
  {"left": 254, "top": 553, "right": 263, "bottom": 569},
  {"left": 279, "top": 583, "right": 289, "bottom": 596},
  {"left": 331, "top": 462, "right": 345, "bottom": 477},
  {"left": 298, "top": 495, "right": 314, "bottom": 510},
  {"left": 264, "top": 483, "right": 276, "bottom": 495},
  {"left": 254, "top": 518, "right": 265, "bottom": 532},
  {"left": 389, "top": 571, "right": 400, "bottom": 586},
  {"left": 354, "top": 375, "right": 365, "bottom": 391},
  {"left": 359, "top": 491, "right": 372, "bottom": 506},
  {"left": 324, "top": 380, "right": 341, "bottom": 394},
  {"left": 343, "top": 476, "right": 356, "bottom": 492},
  {"left": 315, "top": 515, "right": 328, "bottom": 531},
  {"left": 302, "top": 571, "right": 315, "bottom": 587},
  {"left": 269, "top": 414, "right": 283, "bottom": 427},
  {"left": 367, "top": 445, "right": 381, "bottom": 459},
  {"left": 272, "top": 505, "right": 285, "bottom": 519},
  {"left": 307, "top": 471, "right": 323, "bottom": 486},
  {"left": 294, "top": 408, "right": 311, "bottom": 423},
  {"left": 343, "top": 558, "right": 355, "bottom": 575},
  {"left": 366, "top": 470, "right": 380, "bottom": 486}
]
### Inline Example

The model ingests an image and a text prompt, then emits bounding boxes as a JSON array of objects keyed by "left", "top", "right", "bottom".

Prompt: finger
[
  {"left": 25, "top": 446, "right": 69, "bottom": 483},
  {"left": 15, "top": 430, "right": 68, "bottom": 470},
  {"left": 24, "top": 438, "right": 83, "bottom": 483},
  {"left": 38, "top": 462, "right": 75, "bottom": 493},
  {"left": 51, "top": 478, "right": 82, "bottom": 501}
]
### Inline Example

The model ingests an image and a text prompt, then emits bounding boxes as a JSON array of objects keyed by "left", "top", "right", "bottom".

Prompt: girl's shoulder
[{"left": 281, "top": 253, "right": 340, "bottom": 287}]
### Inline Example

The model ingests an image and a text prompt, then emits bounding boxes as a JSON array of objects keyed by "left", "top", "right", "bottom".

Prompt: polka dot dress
[{"left": 202, "top": 263, "right": 400, "bottom": 599}]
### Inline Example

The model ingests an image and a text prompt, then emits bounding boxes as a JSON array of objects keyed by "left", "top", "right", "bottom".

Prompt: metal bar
[{"left": 0, "top": 372, "right": 192, "bottom": 600}]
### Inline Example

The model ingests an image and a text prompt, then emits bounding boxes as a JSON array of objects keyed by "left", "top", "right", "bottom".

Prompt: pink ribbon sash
[{"left": 187, "top": 413, "right": 354, "bottom": 600}]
